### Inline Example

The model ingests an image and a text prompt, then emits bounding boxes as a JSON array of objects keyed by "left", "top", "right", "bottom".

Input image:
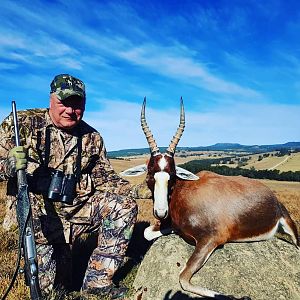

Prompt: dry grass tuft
[{"left": 275, "top": 190, "right": 300, "bottom": 233}]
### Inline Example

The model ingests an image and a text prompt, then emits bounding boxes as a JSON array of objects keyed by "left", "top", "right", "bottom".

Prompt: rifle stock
[{"left": 12, "top": 101, "right": 41, "bottom": 300}]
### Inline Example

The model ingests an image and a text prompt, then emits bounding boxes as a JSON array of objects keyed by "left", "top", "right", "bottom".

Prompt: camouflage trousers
[{"left": 37, "top": 192, "right": 137, "bottom": 293}]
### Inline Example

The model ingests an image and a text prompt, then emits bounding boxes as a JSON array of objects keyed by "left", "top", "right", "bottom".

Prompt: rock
[
  {"left": 132, "top": 181, "right": 152, "bottom": 199},
  {"left": 133, "top": 235, "right": 300, "bottom": 300},
  {"left": 2, "top": 195, "right": 17, "bottom": 231}
]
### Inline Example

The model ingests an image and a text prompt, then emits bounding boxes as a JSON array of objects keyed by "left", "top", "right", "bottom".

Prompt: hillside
[
  {"left": 108, "top": 142, "right": 300, "bottom": 157},
  {"left": 243, "top": 152, "right": 300, "bottom": 172}
]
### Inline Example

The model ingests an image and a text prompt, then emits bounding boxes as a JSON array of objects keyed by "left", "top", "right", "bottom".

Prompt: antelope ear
[
  {"left": 119, "top": 164, "right": 147, "bottom": 177},
  {"left": 175, "top": 166, "right": 199, "bottom": 180}
]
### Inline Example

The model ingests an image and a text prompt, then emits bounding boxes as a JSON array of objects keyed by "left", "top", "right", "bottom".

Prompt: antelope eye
[{"left": 170, "top": 172, "right": 176, "bottom": 179}]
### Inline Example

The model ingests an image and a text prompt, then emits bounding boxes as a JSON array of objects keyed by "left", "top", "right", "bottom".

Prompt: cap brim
[{"left": 54, "top": 91, "right": 85, "bottom": 102}]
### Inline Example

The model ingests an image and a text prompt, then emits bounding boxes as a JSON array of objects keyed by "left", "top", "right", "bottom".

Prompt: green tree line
[{"left": 179, "top": 159, "right": 300, "bottom": 182}]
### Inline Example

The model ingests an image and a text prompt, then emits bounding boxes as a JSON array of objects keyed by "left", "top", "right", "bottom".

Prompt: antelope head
[{"left": 120, "top": 98, "right": 198, "bottom": 220}]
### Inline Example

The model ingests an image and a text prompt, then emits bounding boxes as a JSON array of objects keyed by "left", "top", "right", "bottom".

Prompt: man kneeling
[{"left": 0, "top": 74, "right": 137, "bottom": 299}]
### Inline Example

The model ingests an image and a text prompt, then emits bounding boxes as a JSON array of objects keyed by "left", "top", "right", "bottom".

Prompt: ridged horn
[
  {"left": 141, "top": 97, "right": 160, "bottom": 156},
  {"left": 166, "top": 97, "right": 185, "bottom": 156}
]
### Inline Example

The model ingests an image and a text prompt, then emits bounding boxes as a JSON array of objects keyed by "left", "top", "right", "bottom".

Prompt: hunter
[{"left": 0, "top": 74, "right": 137, "bottom": 299}]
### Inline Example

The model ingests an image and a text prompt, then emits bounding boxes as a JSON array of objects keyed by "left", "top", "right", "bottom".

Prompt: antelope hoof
[{"left": 144, "top": 225, "right": 163, "bottom": 241}]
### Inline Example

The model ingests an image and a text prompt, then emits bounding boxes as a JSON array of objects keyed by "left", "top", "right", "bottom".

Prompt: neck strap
[{"left": 44, "top": 126, "right": 82, "bottom": 180}]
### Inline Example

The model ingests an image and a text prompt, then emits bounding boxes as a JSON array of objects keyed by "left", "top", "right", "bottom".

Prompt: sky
[{"left": 0, "top": 0, "right": 299, "bottom": 151}]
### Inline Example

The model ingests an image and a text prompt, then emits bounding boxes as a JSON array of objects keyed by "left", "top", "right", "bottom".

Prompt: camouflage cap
[{"left": 50, "top": 74, "right": 85, "bottom": 101}]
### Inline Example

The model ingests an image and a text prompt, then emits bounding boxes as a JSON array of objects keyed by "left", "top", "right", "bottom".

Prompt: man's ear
[
  {"left": 175, "top": 166, "right": 199, "bottom": 180},
  {"left": 119, "top": 164, "right": 147, "bottom": 177}
]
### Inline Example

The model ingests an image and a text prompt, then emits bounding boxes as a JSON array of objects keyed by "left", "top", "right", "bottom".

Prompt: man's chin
[{"left": 59, "top": 120, "right": 79, "bottom": 130}]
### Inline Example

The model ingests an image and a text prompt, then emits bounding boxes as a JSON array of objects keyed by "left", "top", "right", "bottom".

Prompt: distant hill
[
  {"left": 108, "top": 142, "right": 300, "bottom": 157},
  {"left": 183, "top": 142, "right": 300, "bottom": 152},
  {"left": 108, "top": 148, "right": 152, "bottom": 157}
]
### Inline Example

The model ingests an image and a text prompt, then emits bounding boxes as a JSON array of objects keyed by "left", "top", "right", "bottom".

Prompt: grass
[
  {"left": 0, "top": 183, "right": 25, "bottom": 299},
  {"left": 241, "top": 152, "right": 300, "bottom": 172},
  {"left": 278, "top": 152, "right": 300, "bottom": 172},
  {"left": 0, "top": 180, "right": 153, "bottom": 300}
]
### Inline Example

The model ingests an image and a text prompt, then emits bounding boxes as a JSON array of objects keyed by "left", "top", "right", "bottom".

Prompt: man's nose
[{"left": 65, "top": 106, "right": 74, "bottom": 114}]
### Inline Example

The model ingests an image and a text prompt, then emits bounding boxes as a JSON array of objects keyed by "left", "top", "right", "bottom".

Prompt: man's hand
[{"left": 7, "top": 146, "right": 27, "bottom": 177}]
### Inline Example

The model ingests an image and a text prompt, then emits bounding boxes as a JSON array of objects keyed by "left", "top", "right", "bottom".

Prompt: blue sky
[{"left": 0, "top": 0, "right": 299, "bottom": 151}]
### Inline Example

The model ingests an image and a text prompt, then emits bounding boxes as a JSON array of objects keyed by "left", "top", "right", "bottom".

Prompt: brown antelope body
[{"left": 121, "top": 98, "right": 299, "bottom": 299}]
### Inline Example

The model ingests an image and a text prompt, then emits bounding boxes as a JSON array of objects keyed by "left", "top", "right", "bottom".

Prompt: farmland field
[
  {"left": 175, "top": 149, "right": 300, "bottom": 172},
  {"left": 244, "top": 152, "right": 300, "bottom": 171}
]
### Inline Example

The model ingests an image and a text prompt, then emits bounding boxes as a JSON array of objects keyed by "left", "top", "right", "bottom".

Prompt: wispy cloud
[
  {"left": 84, "top": 99, "right": 300, "bottom": 150},
  {"left": 117, "top": 44, "right": 262, "bottom": 99},
  {"left": 186, "top": 102, "right": 300, "bottom": 146},
  {"left": 0, "top": 1, "right": 299, "bottom": 149},
  {"left": 84, "top": 99, "right": 187, "bottom": 150},
  {"left": 0, "top": 1, "right": 263, "bottom": 101},
  {"left": 0, "top": 62, "right": 19, "bottom": 70}
]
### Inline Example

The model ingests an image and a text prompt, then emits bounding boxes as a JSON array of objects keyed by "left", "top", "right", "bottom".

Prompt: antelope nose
[{"left": 154, "top": 209, "right": 168, "bottom": 220}]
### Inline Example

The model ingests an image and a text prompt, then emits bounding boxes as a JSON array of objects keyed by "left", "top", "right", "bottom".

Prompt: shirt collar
[{"left": 45, "top": 109, "right": 54, "bottom": 128}]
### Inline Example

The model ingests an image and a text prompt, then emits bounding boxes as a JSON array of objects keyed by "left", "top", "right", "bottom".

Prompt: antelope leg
[
  {"left": 179, "top": 238, "right": 221, "bottom": 298},
  {"left": 144, "top": 224, "right": 174, "bottom": 241}
]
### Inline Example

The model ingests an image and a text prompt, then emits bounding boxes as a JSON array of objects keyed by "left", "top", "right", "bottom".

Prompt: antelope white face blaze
[
  {"left": 158, "top": 155, "right": 168, "bottom": 170},
  {"left": 153, "top": 171, "right": 170, "bottom": 219}
]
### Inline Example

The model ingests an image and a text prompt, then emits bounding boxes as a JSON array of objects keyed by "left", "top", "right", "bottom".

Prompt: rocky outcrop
[
  {"left": 133, "top": 235, "right": 300, "bottom": 300},
  {"left": 132, "top": 181, "right": 152, "bottom": 199}
]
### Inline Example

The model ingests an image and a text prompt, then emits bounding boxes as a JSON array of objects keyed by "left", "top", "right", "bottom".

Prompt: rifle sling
[
  {"left": 16, "top": 184, "right": 31, "bottom": 236},
  {"left": 45, "top": 126, "right": 82, "bottom": 181}
]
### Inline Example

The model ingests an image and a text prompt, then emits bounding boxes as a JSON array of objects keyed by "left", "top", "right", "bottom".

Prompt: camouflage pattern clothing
[{"left": 0, "top": 108, "right": 137, "bottom": 292}]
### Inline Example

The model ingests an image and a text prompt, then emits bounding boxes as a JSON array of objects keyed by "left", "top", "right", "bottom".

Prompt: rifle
[{"left": 1, "top": 102, "right": 41, "bottom": 300}]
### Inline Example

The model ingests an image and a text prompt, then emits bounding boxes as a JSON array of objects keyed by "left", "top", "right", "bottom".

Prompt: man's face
[{"left": 49, "top": 93, "right": 85, "bottom": 130}]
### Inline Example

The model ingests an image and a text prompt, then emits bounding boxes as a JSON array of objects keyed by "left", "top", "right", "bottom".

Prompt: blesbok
[{"left": 120, "top": 98, "right": 299, "bottom": 299}]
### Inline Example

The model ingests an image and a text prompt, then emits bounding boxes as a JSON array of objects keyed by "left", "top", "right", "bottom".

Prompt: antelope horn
[
  {"left": 166, "top": 97, "right": 185, "bottom": 157},
  {"left": 141, "top": 97, "right": 160, "bottom": 156}
]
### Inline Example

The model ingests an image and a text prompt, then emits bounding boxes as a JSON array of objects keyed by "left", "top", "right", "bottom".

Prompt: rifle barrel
[
  {"left": 12, "top": 101, "right": 21, "bottom": 147},
  {"left": 10, "top": 101, "right": 42, "bottom": 299},
  {"left": 12, "top": 101, "right": 27, "bottom": 185}
]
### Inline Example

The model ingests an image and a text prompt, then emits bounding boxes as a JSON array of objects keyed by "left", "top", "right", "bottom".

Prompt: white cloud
[
  {"left": 54, "top": 57, "right": 83, "bottom": 70},
  {"left": 117, "top": 44, "right": 262, "bottom": 99},
  {"left": 0, "top": 34, "right": 26, "bottom": 48},
  {"left": 0, "top": 0, "right": 298, "bottom": 152},
  {"left": 84, "top": 99, "right": 193, "bottom": 151},
  {"left": 0, "top": 62, "right": 19, "bottom": 70},
  {"left": 0, "top": 4, "right": 260, "bottom": 101},
  {"left": 32, "top": 35, "right": 78, "bottom": 58},
  {"left": 186, "top": 103, "right": 300, "bottom": 146},
  {"left": 83, "top": 99, "right": 300, "bottom": 151}
]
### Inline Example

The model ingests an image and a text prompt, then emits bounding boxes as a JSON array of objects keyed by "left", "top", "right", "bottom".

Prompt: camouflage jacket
[{"left": 0, "top": 108, "right": 132, "bottom": 243}]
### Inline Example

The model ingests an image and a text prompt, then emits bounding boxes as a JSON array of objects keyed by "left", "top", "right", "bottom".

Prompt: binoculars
[{"left": 48, "top": 170, "right": 76, "bottom": 205}]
